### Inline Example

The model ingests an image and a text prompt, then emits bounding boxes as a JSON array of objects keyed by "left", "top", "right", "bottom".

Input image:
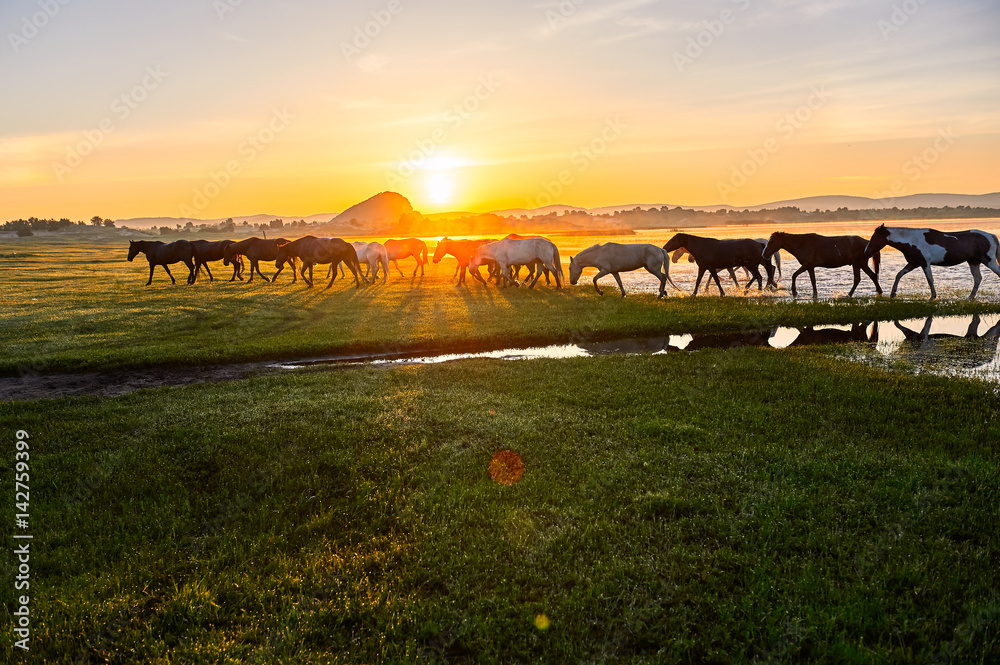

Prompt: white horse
[
  {"left": 569, "top": 243, "right": 678, "bottom": 298},
  {"left": 469, "top": 238, "right": 564, "bottom": 288}
]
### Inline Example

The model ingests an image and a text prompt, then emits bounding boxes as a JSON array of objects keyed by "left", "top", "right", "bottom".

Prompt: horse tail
[
  {"left": 872, "top": 249, "right": 881, "bottom": 276},
  {"left": 774, "top": 250, "right": 782, "bottom": 278},
  {"left": 661, "top": 248, "right": 679, "bottom": 290},
  {"left": 550, "top": 243, "right": 565, "bottom": 287},
  {"left": 421, "top": 241, "right": 428, "bottom": 265}
]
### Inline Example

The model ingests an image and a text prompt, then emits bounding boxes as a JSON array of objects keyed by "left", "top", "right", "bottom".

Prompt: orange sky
[{"left": 1, "top": 1, "right": 997, "bottom": 220}]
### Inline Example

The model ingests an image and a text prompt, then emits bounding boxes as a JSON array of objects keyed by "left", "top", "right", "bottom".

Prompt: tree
[
  {"left": 269, "top": 218, "right": 284, "bottom": 229},
  {"left": 103, "top": 219, "right": 115, "bottom": 227},
  {"left": 90, "top": 215, "right": 103, "bottom": 226}
]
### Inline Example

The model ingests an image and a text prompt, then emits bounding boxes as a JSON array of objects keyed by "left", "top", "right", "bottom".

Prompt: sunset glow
[{"left": 1, "top": 1, "right": 997, "bottom": 221}]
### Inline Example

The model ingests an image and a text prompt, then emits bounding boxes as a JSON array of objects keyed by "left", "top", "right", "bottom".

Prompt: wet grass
[
  {"left": 2, "top": 350, "right": 999, "bottom": 663},
  {"left": 3, "top": 237, "right": 1000, "bottom": 376}
]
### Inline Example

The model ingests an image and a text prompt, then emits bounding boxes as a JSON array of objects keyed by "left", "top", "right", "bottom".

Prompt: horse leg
[
  {"left": 146, "top": 263, "right": 155, "bottom": 286},
  {"left": 861, "top": 262, "right": 883, "bottom": 295},
  {"left": 471, "top": 265, "right": 489, "bottom": 286},
  {"left": 922, "top": 265, "right": 937, "bottom": 300},
  {"left": 749, "top": 267, "right": 763, "bottom": 291},
  {"left": 647, "top": 265, "right": 668, "bottom": 299},
  {"left": 808, "top": 269, "right": 817, "bottom": 299},
  {"left": 711, "top": 270, "right": 725, "bottom": 296},
  {"left": 968, "top": 263, "right": 983, "bottom": 300},
  {"left": 163, "top": 264, "right": 176, "bottom": 285},
  {"left": 393, "top": 259, "right": 404, "bottom": 278},
  {"left": 527, "top": 264, "right": 544, "bottom": 289},
  {"left": 890, "top": 264, "right": 917, "bottom": 298},
  {"left": 790, "top": 266, "right": 808, "bottom": 298},
  {"left": 611, "top": 272, "right": 627, "bottom": 298},
  {"left": 693, "top": 267, "right": 706, "bottom": 297},
  {"left": 729, "top": 268, "right": 740, "bottom": 287},
  {"left": 848, "top": 265, "right": 862, "bottom": 297},
  {"left": 592, "top": 270, "right": 609, "bottom": 296},
  {"left": 203, "top": 262, "right": 214, "bottom": 282},
  {"left": 325, "top": 262, "right": 338, "bottom": 289},
  {"left": 187, "top": 259, "right": 197, "bottom": 285}
]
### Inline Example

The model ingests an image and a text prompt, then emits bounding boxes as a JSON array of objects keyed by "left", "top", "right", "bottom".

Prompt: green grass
[
  {"left": 2, "top": 350, "right": 999, "bottom": 662},
  {"left": 3, "top": 237, "right": 1000, "bottom": 376}
]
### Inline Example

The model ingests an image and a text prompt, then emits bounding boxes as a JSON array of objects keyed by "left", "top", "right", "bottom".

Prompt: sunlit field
[{"left": 4, "top": 229, "right": 1000, "bottom": 663}]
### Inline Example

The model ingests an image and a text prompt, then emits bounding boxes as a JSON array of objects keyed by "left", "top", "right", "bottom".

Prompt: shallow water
[{"left": 275, "top": 313, "right": 1000, "bottom": 384}]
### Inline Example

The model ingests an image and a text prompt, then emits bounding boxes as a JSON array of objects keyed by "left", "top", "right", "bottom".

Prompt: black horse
[
  {"left": 763, "top": 232, "right": 881, "bottom": 298},
  {"left": 127, "top": 240, "right": 196, "bottom": 285},
  {"left": 663, "top": 233, "right": 775, "bottom": 296}
]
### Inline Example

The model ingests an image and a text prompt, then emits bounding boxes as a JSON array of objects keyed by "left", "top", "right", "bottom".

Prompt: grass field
[
  {"left": 3, "top": 234, "right": 1000, "bottom": 662},
  {"left": 3, "top": 351, "right": 999, "bottom": 663},
  {"left": 4, "top": 235, "right": 1000, "bottom": 376}
]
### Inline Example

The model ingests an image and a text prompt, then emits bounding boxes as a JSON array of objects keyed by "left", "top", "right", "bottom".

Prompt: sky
[{"left": 1, "top": 0, "right": 997, "bottom": 220}]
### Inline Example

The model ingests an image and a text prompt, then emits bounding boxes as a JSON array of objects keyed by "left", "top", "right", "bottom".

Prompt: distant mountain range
[
  {"left": 114, "top": 192, "right": 1000, "bottom": 231},
  {"left": 492, "top": 193, "right": 1000, "bottom": 218}
]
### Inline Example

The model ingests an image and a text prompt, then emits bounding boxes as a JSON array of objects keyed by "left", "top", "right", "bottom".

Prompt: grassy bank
[
  {"left": 3, "top": 238, "right": 1000, "bottom": 376},
  {"left": 3, "top": 350, "right": 999, "bottom": 662}
]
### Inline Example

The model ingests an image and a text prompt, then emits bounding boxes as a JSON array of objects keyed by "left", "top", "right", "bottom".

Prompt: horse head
[
  {"left": 761, "top": 232, "right": 784, "bottom": 260},
  {"left": 865, "top": 225, "right": 889, "bottom": 257},
  {"left": 662, "top": 234, "right": 687, "bottom": 254},
  {"left": 126, "top": 240, "right": 141, "bottom": 262},
  {"left": 568, "top": 256, "right": 581, "bottom": 285},
  {"left": 432, "top": 238, "right": 450, "bottom": 263}
]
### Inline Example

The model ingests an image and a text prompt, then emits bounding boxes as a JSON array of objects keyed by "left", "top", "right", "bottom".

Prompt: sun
[{"left": 427, "top": 171, "right": 454, "bottom": 205}]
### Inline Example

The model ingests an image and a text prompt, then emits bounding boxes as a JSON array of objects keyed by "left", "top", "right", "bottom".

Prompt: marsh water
[{"left": 275, "top": 313, "right": 1000, "bottom": 384}]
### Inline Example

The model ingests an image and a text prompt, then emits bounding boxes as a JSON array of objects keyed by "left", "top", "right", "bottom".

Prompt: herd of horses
[{"left": 126, "top": 224, "right": 1000, "bottom": 300}]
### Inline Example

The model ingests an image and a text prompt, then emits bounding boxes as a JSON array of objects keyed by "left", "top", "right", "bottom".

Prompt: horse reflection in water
[
  {"left": 787, "top": 322, "right": 878, "bottom": 347},
  {"left": 891, "top": 315, "right": 1000, "bottom": 372},
  {"left": 578, "top": 329, "right": 776, "bottom": 355}
]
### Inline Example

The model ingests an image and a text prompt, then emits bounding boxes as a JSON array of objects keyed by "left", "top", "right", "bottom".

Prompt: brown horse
[
  {"left": 275, "top": 236, "right": 362, "bottom": 289},
  {"left": 192, "top": 239, "right": 241, "bottom": 282},
  {"left": 223, "top": 237, "right": 296, "bottom": 283},
  {"left": 385, "top": 238, "right": 429, "bottom": 277},
  {"left": 433, "top": 237, "right": 498, "bottom": 285},
  {"left": 127, "top": 240, "right": 196, "bottom": 285},
  {"left": 763, "top": 232, "right": 881, "bottom": 298},
  {"left": 662, "top": 234, "right": 771, "bottom": 296}
]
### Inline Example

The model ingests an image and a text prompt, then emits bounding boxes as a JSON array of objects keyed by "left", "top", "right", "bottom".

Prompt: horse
[
  {"left": 864, "top": 225, "right": 1000, "bottom": 299},
  {"left": 671, "top": 237, "right": 780, "bottom": 287},
  {"left": 505, "top": 233, "right": 551, "bottom": 285},
  {"left": 469, "top": 238, "right": 564, "bottom": 289},
  {"left": 432, "top": 237, "right": 499, "bottom": 285},
  {"left": 568, "top": 243, "right": 677, "bottom": 298},
  {"left": 336, "top": 241, "right": 390, "bottom": 284},
  {"left": 223, "top": 237, "right": 297, "bottom": 283},
  {"left": 384, "top": 238, "right": 429, "bottom": 277},
  {"left": 191, "top": 239, "right": 240, "bottom": 282},
  {"left": 662, "top": 234, "right": 772, "bottom": 296},
  {"left": 275, "top": 236, "right": 361, "bottom": 289},
  {"left": 763, "top": 232, "right": 881, "bottom": 298},
  {"left": 127, "top": 240, "right": 196, "bottom": 285}
]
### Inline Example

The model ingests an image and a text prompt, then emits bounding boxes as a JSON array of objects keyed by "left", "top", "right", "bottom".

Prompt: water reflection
[{"left": 273, "top": 314, "right": 1000, "bottom": 383}]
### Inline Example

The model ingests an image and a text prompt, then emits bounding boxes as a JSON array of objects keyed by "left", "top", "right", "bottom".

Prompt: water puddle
[
  {"left": 5, "top": 314, "right": 999, "bottom": 402},
  {"left": 274, "top": 314, "right": 1000, "bottom": 384}
]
